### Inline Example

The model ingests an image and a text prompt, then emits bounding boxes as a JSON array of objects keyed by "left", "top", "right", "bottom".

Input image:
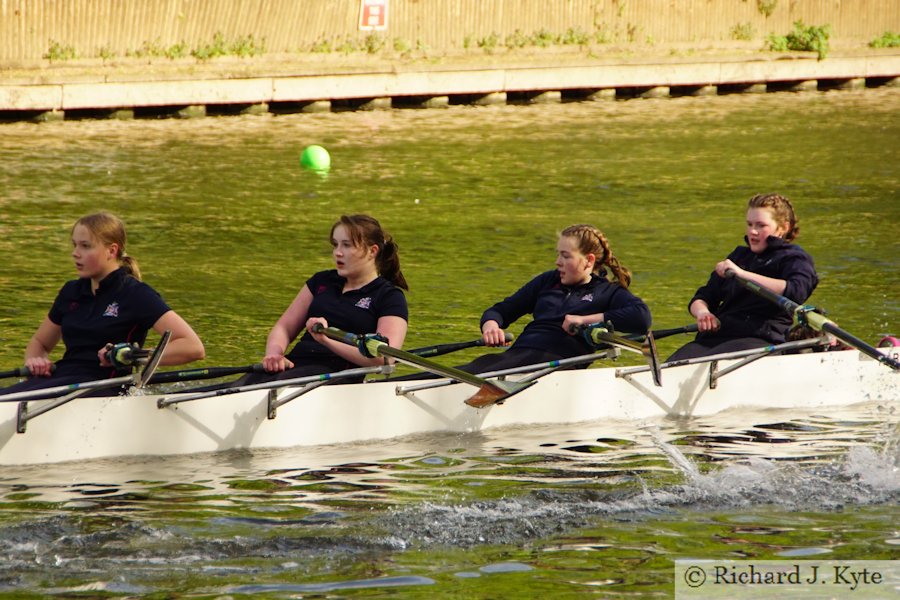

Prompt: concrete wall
[{"left": 2, "top": 0, "right": 899, "bottom": 63}]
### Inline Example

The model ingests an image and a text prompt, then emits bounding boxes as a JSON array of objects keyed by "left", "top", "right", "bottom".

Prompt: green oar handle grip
[{"left": 309, "top": 323, "right": 387, "bottom": 358}]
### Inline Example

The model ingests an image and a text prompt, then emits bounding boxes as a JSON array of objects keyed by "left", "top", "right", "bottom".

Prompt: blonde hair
[
  {"left": 560, "top": 224, "right": 632, "bottom": 288},
  {"left": 73, "top": 212, "right": 141, "bottom": 280}
]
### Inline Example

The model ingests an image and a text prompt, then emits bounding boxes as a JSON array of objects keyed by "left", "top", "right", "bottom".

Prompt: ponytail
[
  {"left": 560, "top": 224, "right": 632, "bottom": 288},
  {"left": 74, "top": 212, "right": 142, "bottom": 281},
  {"left": 332, "top": 214, "right": 408, "bottom": 290},
  {"left": 376, "top": 236, "right": 408, "bottom": 291}
]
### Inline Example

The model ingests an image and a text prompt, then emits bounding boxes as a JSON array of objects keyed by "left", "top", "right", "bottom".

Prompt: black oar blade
[
  {"left": 645, "top": 331, "right": 662, "bottom": 387},
  {"left": 464, "top": 379, "right": 534, "bottom": 408},
  {"left": 138, "top": 330, "right": 171, "bottom": 388}
]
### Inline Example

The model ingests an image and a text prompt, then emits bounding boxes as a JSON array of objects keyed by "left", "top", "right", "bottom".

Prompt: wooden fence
[{"left": 2, "top": 0, "right": 898, "bottom": 63}]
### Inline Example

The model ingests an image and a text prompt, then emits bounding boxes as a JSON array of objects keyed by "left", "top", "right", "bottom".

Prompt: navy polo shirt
[
  {"left": 48, "top": 268, "right": 171, "bottom": 376},
  {"left": 287, "top": 270, "right": 408, "bottom": 363}
]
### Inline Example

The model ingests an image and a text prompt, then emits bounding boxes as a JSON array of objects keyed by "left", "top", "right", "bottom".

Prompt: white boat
[{"left": 1, "top": 341, "right": 897, "bottom": 466}]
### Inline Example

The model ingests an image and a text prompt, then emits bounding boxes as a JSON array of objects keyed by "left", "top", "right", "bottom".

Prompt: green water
[
  {"left": 0, "top": 88, "right": 898, "bottom": 597},
  {"left": 0, "top": 89, "right": 897, "bottom": 368}
]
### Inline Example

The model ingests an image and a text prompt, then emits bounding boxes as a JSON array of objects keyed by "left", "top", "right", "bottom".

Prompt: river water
[{"left": 0, "top": 88, "right": 898, "bottom": 597}]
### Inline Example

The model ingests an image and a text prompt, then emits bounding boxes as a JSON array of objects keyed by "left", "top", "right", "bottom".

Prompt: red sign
[{"left": 359, "top": 0, "right": 388, "bottom": 31}]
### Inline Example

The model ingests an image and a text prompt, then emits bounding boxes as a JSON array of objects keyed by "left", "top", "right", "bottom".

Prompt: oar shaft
[
  {"left": 636, "top": 324, "right": 699, "bottom": 340},
  {"left": 312, "top": 324, "right": 535, "bottom": 405},
  {"left": 148, "top": 364, "right": 264, "bottom": 384},
  {"left": 821, "top": 321, "right": 899, "bottom": 368},
  {"left": 0, "top": 367, "right": 29, "bottom": 379},
  {"left": 409, "top": 333, "right": 513, "bottom": 358},
  {"left": 725, "top": 269, "right": 899, "bottom": 371},
  {"left": 371, "top": 341, "right": 489, "bottom": 389}
]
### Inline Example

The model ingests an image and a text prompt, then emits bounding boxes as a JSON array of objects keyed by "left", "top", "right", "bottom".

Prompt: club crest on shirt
[
  {"left": 581, "top": 293, "right": 594, "bottom": 302},
  {"left": 103, "top": 302, "right": 120, "bottom": 318},
  {"left": 355, "top": 297, "right": 373, "bottom": 309}
]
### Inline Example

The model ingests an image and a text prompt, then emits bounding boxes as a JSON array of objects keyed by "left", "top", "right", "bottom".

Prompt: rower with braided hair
[
  {"left": 431, "top": 223, "right": 652, "bottom": 376},
  {"left": 667, "top": 193, "right": 819, "bottom": 361}
]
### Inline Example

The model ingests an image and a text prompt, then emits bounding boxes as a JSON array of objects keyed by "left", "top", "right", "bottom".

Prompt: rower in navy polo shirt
[
  {"left": 236, "top": 214, "right": 408, "bottom": 385},
  {"left": 0, "top": 212, "right": 205, "bottom": 395}
]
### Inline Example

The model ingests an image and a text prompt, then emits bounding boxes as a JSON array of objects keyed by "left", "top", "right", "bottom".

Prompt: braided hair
[
  {"left": 560, "top": 224, "right": 632, "bottom": 288},
  {"left": 748, "top": 193, "right": 800, "bottom": 242}
]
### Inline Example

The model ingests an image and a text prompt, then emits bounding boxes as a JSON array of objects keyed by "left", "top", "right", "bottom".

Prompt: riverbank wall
[{"left": 1, "top": 1, "right": 899, "bottom": 122}]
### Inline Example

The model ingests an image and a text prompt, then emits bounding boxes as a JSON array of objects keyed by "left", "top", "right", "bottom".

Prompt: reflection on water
[{"left": 1, "top": 402, "right": 897, "bottom": 595}]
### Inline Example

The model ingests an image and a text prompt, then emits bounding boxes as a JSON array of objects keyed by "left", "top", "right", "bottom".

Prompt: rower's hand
[
  {"left": 306, "top": 317, "right": 328, "bottom": 344},
  {"left": 24, "top": 356, "right": 53, "bottom": 377},
  {"left": 695, "top": 310, "right": 721, "bottom": 333},
  {"left": 481, "top": 320, "right": 510, "bottom": 347},
  {"left": 562, "top": 314, "right": 588, "bottom": 334},
  {"left": 715, "top": 259, "right": 743, "bottom": 279},
  {"left": 262, "top": 354, "right": 294, "bottom": 373}
]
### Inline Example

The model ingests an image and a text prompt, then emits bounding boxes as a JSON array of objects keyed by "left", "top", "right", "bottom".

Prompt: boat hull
[{"left": 1, "top": 349, "right": 896, "bottom": 465}]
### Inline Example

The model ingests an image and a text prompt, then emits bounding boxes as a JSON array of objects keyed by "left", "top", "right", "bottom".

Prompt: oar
[
  {"left": 1, "top": 331, "right": 172, "bottom": 403},
  {"left": 0, "top": 367, "right": 32, "bottom": 380},
  {"left": 631, "top": 323, "right": 699, "bottom": 341},
  {"left": 725, "top": 269, "right": 899, "bottom": 371},
  {"left": 0, "top": 364, "right": 59, "bottom": 380},
  {"left": 576, "top": 325, "right": 663, "bottom": 386},
  {"left": 12, "top": 331, "right": 171, "bottom": 433},
  {"left": 311, "top": 324, "right": 535, "bottom": 408},
  {"left": 408, "top": 333, "right": 514, "bottom": 358},
  {"left": 147, "top": 364, "right": 266, "bottom": 385},
  {"left": 148, "top": 336, "right": 510, "bottom": 385}
]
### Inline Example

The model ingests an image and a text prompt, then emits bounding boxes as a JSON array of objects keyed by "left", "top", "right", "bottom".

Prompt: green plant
[
  {"left": 730, "top": 22, "right": 755, "bottom": 41},
  {"left": 165, "top": 42, "right": 189, "bottom": 59},
  {"left": 560, "top": 27, "right": 590, "bottom": 46},
  {"left": 869, "top": 31, "right": 900, "bottom": 48},
  {"left": 230, "top": 34, "right": 264, "bottom": 57},
  {"left": 594, "top": 25, "right": 612, "bottom": 44},
  {"left": 98, "top": 46, "right": 116, "bottom": 60},
  {"left": 757, "top": 0, "right": 778, "bottom": 17},
  {"left": 310, "top": 37, "right": 332, "bottom": 53},
  {"left": 44, "top": 40, "right": 76, "bottom": 61},
  {"left": 393, "top": 37, "right": 412, "bottom": 53},
  {"left": 767, "top": 20, "right": 831, "bottom": 60},
  {"left": 337, "top": 38, "right": 358, "bottom": 54},
  {"left": 363, "top": 33, "right": 385, "bottom": 54},
  {"left": 532, "top": 29, "right": 558, "bottom": 47},
  {"left": 504, "top": 29, "right": 529, "bottom": 49},
  {"left": 191, "top": 32, "right": 229, "bottom": 60},
  {"left": 128, "top": 38, "right": 167, "bottom": 58},
  {"left": 477, "top": 33, "right": 499, "bottom": 53}
]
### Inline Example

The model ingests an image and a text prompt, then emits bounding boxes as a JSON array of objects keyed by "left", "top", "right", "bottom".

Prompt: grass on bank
[{"left": 46, "top": 23, "right": 900, "bottom": 65}]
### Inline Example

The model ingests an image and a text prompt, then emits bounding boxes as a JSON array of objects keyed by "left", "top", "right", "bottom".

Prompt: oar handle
[
  {"left": 638, "top": 323, "right": 699, "bottom": 340},
  {"left": 0, "top": 364, "right": 56, "bottom": 380},
  {"left": 725, "top": 269, "right": 899, "bottom": 371}
]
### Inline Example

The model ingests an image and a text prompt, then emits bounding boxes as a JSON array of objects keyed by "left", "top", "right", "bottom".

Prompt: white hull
[{"left": 1, "top": 349, "right": 896, "bottom": 465}]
